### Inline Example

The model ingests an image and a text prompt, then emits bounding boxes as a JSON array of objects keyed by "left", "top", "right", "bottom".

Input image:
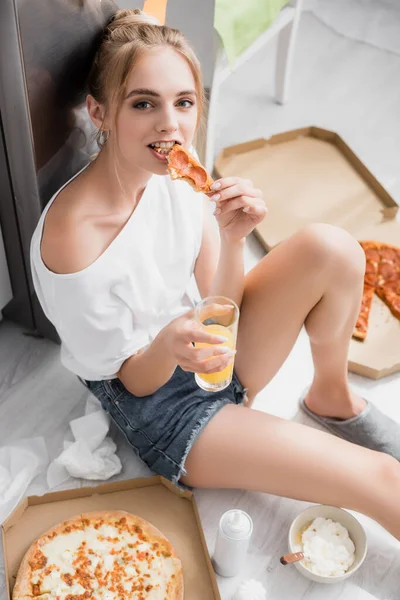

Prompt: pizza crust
[{"left": 13, "top": 515, "right": 86, "bottom": 599}]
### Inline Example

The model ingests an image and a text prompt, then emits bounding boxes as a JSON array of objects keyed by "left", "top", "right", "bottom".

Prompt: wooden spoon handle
[{"left": 280, "top": 552, "right": 304, "bottom": 565}]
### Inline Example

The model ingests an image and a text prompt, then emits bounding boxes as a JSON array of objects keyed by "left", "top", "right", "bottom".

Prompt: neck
[{"left": 90, "top": 143, "right": 152, "bottom": 210}]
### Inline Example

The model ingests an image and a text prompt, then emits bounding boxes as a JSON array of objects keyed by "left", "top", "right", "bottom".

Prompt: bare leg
[
  {"left": 234, "top": 223, "right": 366, "bottom": 417},
  {"left": 181, "top": 405, "right": 400, "bottom": 540},
  {"left": 181, "top": 224, "right": 400, "bottom": 540}
]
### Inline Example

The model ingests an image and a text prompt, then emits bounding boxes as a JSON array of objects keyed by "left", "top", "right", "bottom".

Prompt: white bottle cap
[{"left": 221, "top": 509, "right": 253, "bottom": 540}]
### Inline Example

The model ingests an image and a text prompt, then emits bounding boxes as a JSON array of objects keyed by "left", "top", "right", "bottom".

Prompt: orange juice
[{"left": 195, "top": 324, "right": 235, "bottom": 385}]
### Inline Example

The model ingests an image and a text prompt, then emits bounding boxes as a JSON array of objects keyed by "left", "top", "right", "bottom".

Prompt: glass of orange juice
[{"left": 194, "top": 295, "right": 239, "bottom": 392}]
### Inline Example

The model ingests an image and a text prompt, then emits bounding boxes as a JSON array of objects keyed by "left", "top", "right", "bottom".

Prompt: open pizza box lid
[
  {"left": 215, "top": 126, "right": 400, "bottom": 379},
  {"left": 2, "top": 476, "right": 221, "bottom": 599}
]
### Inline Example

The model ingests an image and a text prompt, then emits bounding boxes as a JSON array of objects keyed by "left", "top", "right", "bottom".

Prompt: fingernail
[
  {"left": 226, "top": 349, "right": 236, "bottom": 358},
  {"left": 216, "top": 336, "right": 229, "bottom": 342},
  {"left": 210, "top": 193, "right": 220, "bottom": 201},
  {"left": 219, "top": 346, "right": 231, "bottom": 354},
  {"left": 214, "top": 208, "right": 221, "bottom": 215},
  {"left": 211, "top": 182, "right": 221, "bottom": 190}
]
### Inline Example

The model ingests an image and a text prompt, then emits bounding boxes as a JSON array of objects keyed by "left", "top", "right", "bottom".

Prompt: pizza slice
[
  {"left": 354, "top": 241, "right": 400, "bottom": 341},
  {"left": 377, "top": 242, "right": 400, "bottom": 286},
  {"left": 359, "top": 241, "right": 381, "bottom": 287},
  {"left": 353, "top": 241, "right": 381, "bottom": 341},
  {"left": 353, "top": 284, "right": 375, "bottom": 341},
  {"left": 376, "top": 277, "right": 400, "bottom": 320},
  {"left": 167, "top": 144, "right": 214, "bottom": 193}
]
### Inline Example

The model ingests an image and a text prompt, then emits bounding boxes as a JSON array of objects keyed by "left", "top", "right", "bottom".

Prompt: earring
[{"left": 99, "top": 129, "right": 110, "bottom": 146}]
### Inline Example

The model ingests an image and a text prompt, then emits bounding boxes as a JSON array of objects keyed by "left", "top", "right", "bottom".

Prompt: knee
[
  {"left": 294, "top": 223, "right": 365, "bottom": 282},
  {"left": 374, "top": 453, "right": 400, "bottom": 489}
]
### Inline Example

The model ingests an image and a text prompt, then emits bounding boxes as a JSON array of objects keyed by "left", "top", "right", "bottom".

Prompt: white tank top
[{"left": 30, "top": 166, "right": 203, "bottom": 380}]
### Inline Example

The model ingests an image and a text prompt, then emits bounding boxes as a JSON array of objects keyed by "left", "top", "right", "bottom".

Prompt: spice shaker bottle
[{"left": 212, "top": 509, "right": 253, "bottom": 577}]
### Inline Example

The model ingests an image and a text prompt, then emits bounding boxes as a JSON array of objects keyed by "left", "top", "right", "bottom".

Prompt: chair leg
[{"left": 275, "top": 2, "right": 302, "bottom": 105}]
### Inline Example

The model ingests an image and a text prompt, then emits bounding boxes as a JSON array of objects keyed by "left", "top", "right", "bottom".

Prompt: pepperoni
[
  {"left": 365, "top": 261, "right": 377, "bottom": 274},
  {"left": 380, "top": 247, "right": 398, "bottom": 261},
  {"left": 169, "top": 148, "right": 189, "bottom": 169},
  {"left": 380, "top": 280, "right": 400, "bottom": 295},
  {"left": 189, "top": 165, "right": 208, "bottom": 187},
  {"left": 169, "top": 147, "right": 208, "bottom": 187},
  {"left": 379, "top": 262, "right": 398, "bottom": 281},
  {"left": 365, "top": 249, "right": 380, "bottom": 263}
]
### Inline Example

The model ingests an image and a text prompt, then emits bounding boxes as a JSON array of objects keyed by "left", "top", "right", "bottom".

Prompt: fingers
[
  {"left": 188, "top": 325, "right": 229, "bottom": 345},
  {"left": 197, "top": 352, "right": 235, "bottom": 374},
  {"left": 209, "top": 183, "right": 262, "bottom": 204},
  {"left": 198, "top": 302, "right": 234, "bottom": 322},
  {"left": 210, "top": 177, "right": 253, "bottom": 192},
  {"left": 215, "top": 196, "right": 267, "bottom": 217},
  {"left": 245, "top": 201, "right": 268, "bottom": 219},
  {"left": 193, "top": 345, "right": 235, "bottom": 362},
  {"left": 180, "top": 347, "right": 236, "bottom": 374}
]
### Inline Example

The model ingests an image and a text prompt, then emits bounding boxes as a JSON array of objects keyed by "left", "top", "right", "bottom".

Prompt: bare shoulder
[{"left": 40, "top": 170, "right": 108, "bottom": 275}]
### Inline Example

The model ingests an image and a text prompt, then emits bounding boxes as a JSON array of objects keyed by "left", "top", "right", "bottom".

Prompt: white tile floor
[
  {"left": 1, "top": 2, "right": 400, "bottom": 599},
  {"left": 208, "top": 3, "right": 400, "bottom": 598}
]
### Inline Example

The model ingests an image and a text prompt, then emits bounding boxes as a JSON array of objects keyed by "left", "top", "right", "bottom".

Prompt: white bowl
[{"left": 288, "top": 505, "right": 367, "bottom": 584}]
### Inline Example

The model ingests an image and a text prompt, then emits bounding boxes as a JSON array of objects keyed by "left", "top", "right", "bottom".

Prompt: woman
[{"left": 31, "top": 9, "right": 400, "bottom": 540}]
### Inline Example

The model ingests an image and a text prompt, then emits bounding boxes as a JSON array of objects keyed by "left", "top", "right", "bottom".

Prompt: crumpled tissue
[
  {"left": 47, "top": 395, "right": 122, "bottom": 488},
  {"left": 0, "top": 437, "right": 49, "bottom": 524}
]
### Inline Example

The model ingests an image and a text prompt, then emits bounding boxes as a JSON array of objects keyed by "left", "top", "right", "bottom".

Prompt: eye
[
  {"left": 177, "top": 99, "right": 194, "bottom": 108},
  {"left": 133, "top": 101, "right": 153, "bottom": 110}
]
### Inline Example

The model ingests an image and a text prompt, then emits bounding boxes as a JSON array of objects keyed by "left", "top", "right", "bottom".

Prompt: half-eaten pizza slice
[{"left": 167, "top": 144, "right": 214, "bottom": 193}]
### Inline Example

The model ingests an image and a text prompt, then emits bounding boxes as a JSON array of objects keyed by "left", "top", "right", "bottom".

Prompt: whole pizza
[{"left": 12, "top": 511, "right": 183, "bottom": 600}]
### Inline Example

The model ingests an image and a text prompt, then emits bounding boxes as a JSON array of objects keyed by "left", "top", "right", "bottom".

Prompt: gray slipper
[{"left": 300, "top": 393, "right": 400, "bottom": 461}]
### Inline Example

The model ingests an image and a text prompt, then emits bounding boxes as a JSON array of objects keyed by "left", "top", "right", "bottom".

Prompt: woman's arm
[
  {"left": 118, "top": 309, "right": 233, "bottom": 397},
  {"left": 118, "top": 327, "right": 177, "bottom": 397},
  {"left": 194, "top": 198, "right": 245, "bottom": 307}
]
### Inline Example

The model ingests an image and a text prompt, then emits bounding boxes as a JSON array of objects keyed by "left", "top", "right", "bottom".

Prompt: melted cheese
[{"left": 30, "top": 519, "right": 178, "bottom": 599}]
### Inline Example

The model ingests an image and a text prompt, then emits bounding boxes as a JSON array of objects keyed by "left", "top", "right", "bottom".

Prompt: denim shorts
[{"left": 86, "top": 367, "right": 247, "bottom": 490}]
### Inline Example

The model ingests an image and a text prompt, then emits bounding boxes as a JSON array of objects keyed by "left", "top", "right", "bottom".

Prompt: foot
[
  {"left": 304, "top": 384, "right": 367, "bottom": 421},
  {"left": 300, "top": 392, "right": 400, "bottom": 461}
]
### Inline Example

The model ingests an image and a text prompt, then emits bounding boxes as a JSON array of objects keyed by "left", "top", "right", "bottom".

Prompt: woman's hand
[
  {"left": 162, "top": 308, "right": 236, "bottom": 375},
  {"left": 207, "top": 177, "right": 267, "bottom": 244}
]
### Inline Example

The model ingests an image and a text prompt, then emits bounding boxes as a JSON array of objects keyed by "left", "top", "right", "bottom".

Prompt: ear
[{"left": 86, "top": 94, "right": 110, "bottom": 130}]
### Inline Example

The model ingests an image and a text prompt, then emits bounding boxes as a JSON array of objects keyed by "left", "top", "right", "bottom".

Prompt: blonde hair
[{"left": 88, "top": 8, "right": 205, "bottom": 148}]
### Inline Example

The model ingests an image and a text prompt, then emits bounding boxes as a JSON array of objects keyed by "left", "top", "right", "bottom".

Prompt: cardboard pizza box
[
  {"left": 2, "top": 476, "right": 221, "bottom": 600},
  {"left": 215, "top": 127, "right": 400, "bottom": 379}
]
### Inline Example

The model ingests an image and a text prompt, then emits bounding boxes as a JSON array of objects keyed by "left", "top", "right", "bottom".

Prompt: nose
[{"left": 155, "top": 105, "right": 178, "bottom": 135}]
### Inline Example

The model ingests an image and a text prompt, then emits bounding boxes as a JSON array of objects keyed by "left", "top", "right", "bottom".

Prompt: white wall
[{"left": 116, "top": 0, "right": 216, "bottom": 88}]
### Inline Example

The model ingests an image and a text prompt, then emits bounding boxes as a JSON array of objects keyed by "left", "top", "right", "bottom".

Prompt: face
[{"left": 92, "top": 46, "right": 199, "bottom": 175}]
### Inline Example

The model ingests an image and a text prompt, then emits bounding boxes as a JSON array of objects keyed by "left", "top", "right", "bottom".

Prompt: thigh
[
  {"left": 87, "top": 369, "right": 246, "bottom": 487},
  {"left": 181, "top": 403, "right": 393, "bottom": 520},
  {"left": 234, "top": 224, "right": 356, "bottom": 395}
]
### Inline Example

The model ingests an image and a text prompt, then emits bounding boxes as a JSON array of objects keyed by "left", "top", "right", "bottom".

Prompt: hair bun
[{"left": 110, "top": 8, "right": 160, "bottom": 28}]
